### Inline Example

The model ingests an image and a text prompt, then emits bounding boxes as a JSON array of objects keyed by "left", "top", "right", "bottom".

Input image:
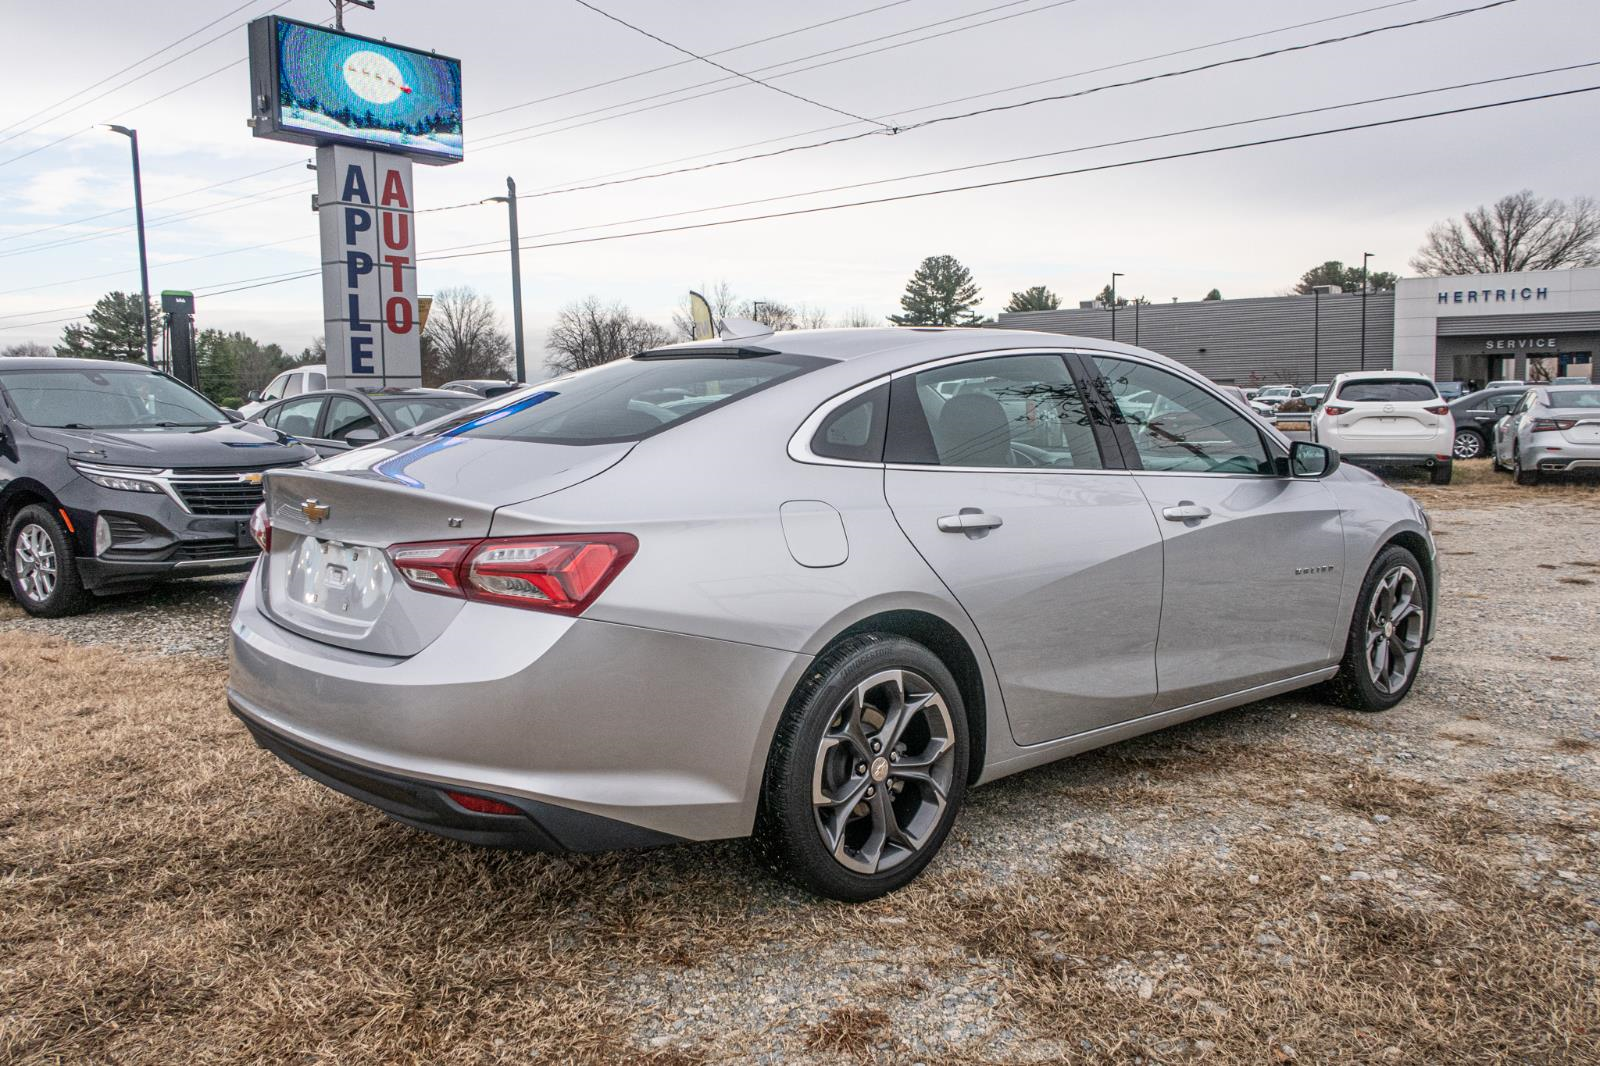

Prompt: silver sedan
[
  {"left": 1492, "top": 383, "right": 1600, "bottom": 484},
  {"left": 228, "top": 328, "right": 1438, "bottom": 900}
]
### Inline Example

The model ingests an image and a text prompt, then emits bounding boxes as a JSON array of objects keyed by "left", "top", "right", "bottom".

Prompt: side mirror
[
  {"left": 343, "top": 427, "right": 382, "bottom": 445},
  {"left": 1290, "top": 440, "right": 1339, "bottom": 478},
  {"left": 245, "top": 390, "right": 260, "bottom": 403}
]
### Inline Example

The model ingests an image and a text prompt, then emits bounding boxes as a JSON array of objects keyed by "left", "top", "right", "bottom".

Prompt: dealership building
[{"left": 997, "top": 266, "right": 1599, "bottom": 387}]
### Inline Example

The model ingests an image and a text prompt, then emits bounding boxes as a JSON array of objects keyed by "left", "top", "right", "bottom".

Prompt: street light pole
[
  {"left": 105, "top": 125, "right": 153, "bottom": 366},
  {"left": 483, "top": 177, "right": 527, "bottom": 383},
  {"left": 1312, "top": 289, "right": 1321, "bottom": 383},
  {"left": 1359, "top": 251, "right": 1373, "bottom": 371},
  {"left": 1110, "top": 272, "right": 1123, "bottom": 341}
]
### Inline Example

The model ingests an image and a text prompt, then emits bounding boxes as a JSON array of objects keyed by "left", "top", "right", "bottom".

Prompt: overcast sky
[{"left": 2, "top": 0, "right": 1597, "bottom": 361}]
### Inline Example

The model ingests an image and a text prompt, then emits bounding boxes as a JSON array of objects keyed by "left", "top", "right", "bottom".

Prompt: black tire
[
  {"left": 5, "top": 503, "right": 93, "bottom": 617},
  {"left": 1450, "top": 429, "right": 1484, "bottom": 460},
  {"left": 1513, "top": 447, "right": 1539, "bottom": 485},
  {"left": 754, "top": 634, "right": 969, "bottom": 902},
  {"left": 1323, "top": 545, "right": 1428, "bottom": 713},
  {"left": 1430, "top": 461, "right": 1453, "bottom": 486}
]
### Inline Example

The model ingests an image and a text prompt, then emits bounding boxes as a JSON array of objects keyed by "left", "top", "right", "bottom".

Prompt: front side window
[
  {"left": 261, "top": 373, "right": 288, "bottom": 402},
  {"left": 1336, "top": 378, "right": 1439, "bottom": 403},
  {"left": 887, "top": 354, "right": 1103, "bottom": 470},
  {"left": 0, "top": 367, "right": 225, "bottom": 429},
  {"left": 283, "top": 373, "right": 304, "bottom": 398},
  {"left": 446, "top": 353, "right": 825, "bottom": 445},
  {"left": 1092, "top": 356, "right": 1272, "bottom": 475}
]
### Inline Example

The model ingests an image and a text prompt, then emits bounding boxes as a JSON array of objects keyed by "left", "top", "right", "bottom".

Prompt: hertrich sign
[{"left": 1438, "top": 286, "right": 1548, "bottom": 305}]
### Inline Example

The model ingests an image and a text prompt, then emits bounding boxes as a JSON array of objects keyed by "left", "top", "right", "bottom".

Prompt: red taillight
[
  {"left": 386, "top": 533, "right": 638, "bottom": 614},
  {"left": 1531, "top": 418, "right": 1578, "bottom": 433},
  {"left": 444, "top": 790, "right": 522, "bottom": 816},
  {"left": 1424, "top": 405, "right": 1450, "bottom": 415},
  {"left": 1322, "top": 404, "right": 1352, "bottom": 416},
  {"left": 248, "top": 503, "right": 271, "bottom": 552}
]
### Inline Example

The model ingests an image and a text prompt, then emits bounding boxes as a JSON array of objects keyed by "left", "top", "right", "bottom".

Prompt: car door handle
[
  {"left": 1162, "top": 503, "right": 1212, "bottom": 522},
  {"left": 937, "top": 511, "right": 1004, "bottom": 534}
]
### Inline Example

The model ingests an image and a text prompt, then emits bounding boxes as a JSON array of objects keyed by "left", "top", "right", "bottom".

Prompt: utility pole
[
  {"left": 104, "top": 125, "right": 153, "bottom": 366},
  {"left": 1313, "top": 288, "right": 1321, "bottom": 383},
  {"left": 330, "top": 0, "right": 375, "bottom": 31},
  {"left": 482, "top": 178, "right": 526, "bottom": 381},
  {"left": 1110, "top": 272, "right": 1123, "bottom": 341},
  {"left": 1134, "top": 297, "right": 1141, "bottom": 346},
  {"left": 1359, "top": 251, "right": 1373, "bottom": 371}
]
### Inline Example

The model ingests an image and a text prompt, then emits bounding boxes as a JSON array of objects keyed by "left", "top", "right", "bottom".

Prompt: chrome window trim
[{"left": 786, "top": 375, "right": 893, "bottom": 468}]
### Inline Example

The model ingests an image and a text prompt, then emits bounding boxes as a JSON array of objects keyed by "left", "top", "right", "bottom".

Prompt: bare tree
[
  {"left": 1411, "top": 190, "right": 1600, "bottom": 275},
  {"left": 742, "top": 299, "right": 797, "bottom": 331},
  {"left": 422, "top": 286, "right": 512, "bottom": 386},
  {"left": 547, "top": 296, "right": 672, "bottom": 374},
  {"left": 1, "top": 342, "right": 52, "bottom": 358},
  {"left": 838, "top": 307, "right": 877, "bottom": 328},
  {"left": 670, "top": 280, "right": 740, "bottom": 340},
  {"left": 795, "top": 303, "right": 831, "bottom": 329}
]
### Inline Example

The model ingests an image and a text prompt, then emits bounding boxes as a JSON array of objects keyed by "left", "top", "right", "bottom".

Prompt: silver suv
[{"left": 228, "top": 329, "right": 1438, "bottom": 900}]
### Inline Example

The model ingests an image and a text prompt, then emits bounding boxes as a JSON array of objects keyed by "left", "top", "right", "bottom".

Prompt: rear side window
[
  {"left": 810, "top": 384, "right": 887, "bottom": 462},
  {"left": 447, "top": 353, "right": 826, "bottom": 445},
  {"left": 1337, "top": 378, "right": 1438, "bottom": 402}
]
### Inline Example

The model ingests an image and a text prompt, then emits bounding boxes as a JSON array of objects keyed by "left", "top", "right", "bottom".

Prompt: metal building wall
[{"left": 997, "top": 291, "right": 1397, "bottom": 385}]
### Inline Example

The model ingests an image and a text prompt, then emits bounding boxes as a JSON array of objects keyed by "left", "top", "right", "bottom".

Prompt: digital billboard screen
[{"left": 248, "top": 17, "right": 462, "bottom": 164}]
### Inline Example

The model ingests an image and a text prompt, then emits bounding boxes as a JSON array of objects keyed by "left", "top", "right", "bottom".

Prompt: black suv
[{"left": 0, "top": 358, "right": 314, "bottom": 616}]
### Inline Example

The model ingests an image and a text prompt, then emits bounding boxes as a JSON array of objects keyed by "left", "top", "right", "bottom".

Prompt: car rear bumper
[
  {"left": 227, "top": 566, "right": 810, "bottom": 846},
  {"left": 232, "top": 706, "right": 684, "bottom": 852},
  {"left": 1524, "top": 441, "right": 1600, "bottom": 472},
  {"left": 1336, "top": 453, "right": 1450, "bottom": 470}
]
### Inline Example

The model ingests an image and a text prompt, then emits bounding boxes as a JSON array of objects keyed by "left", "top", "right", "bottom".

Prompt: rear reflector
[
  {"left": 444, "top": 790, "right": 522, "bottom": 816},
  {"left": 386, "top": 532, "right": 638, "bottom": 614}
]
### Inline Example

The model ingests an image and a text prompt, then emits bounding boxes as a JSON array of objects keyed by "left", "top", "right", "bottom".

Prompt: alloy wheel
[
  {"left": 1452, "top": 430, "right": 1483, "bottom": 460},
  {"left": 811, "top": 669, "right": 956, "bottom": 875},
  {"left": 14, "top": 523, "right": 57, "bottom": 604},
  {"left": 1364, "top": 566, "right": 1424, "bottom": 695}
]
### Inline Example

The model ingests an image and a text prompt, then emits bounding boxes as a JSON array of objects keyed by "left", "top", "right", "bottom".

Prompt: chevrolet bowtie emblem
[
  {"left": 299, "top": 499, "right": 331, "bottom": 523},
  {"left": 241, "top": 472, "right": 264, "bottom": 485}
]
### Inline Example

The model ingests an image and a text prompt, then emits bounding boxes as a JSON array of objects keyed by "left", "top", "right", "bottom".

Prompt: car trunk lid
[
  {"left": 1342, "top": 405, "right": 1439, "bottom": 439},
  {"left": 257, "top": 435, "right": 632, "bottom": 656}
]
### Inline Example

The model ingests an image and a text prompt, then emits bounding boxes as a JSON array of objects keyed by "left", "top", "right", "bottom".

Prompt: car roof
[
  {"left": 0, "top": 357, "right": 159, "bottom": 372},
  {"left": 264, "top": 386, "right": 468, "bottom": 402}
]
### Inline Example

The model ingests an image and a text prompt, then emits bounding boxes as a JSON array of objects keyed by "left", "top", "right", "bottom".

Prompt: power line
[
  {"left": 0, "top": 0, "right": 294, "bottom": 149},
  {"left": 0, "top": 233, "right": 313, "bottom": 299},
  {"left": 568, "top": 0, "right": 898, "bottom": 131},
  {"left": 476, "top": 62, "right": 1600, "bottom": 247},
  {"left": 0, "top": 0, "right": 267, "bottom": 138},
  {"left": 508, "top": 0, "right": 1424, "bottom": 198},
  {"left": 470, "top": 0, "right": 922, "bottom": 122},
  {"left": 0, "top": 162, "right": 305, "bottom": 245},
  {"left": 473, "top": 0, "right": 1065, "bottom": 149},
  {"left": 426, "top": 84, "right": 1600, "bottom": 264},
  {"left": 505, "top": 0, "right": 1505, "bottom": 197},
  {"left": 0, "top": 183, "right": 310, "bottom": 259}
]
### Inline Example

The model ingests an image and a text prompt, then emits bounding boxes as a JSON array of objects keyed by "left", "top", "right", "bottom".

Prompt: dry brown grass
[
  {"left": 1399, "top": 459, "right": 1600, "bottom": 509},
  {"left": 2, "top": 631, "right": 1597, "bottom": 1064}
]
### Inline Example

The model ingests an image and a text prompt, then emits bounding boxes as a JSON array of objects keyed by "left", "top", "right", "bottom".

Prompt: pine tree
[
  {"left": 1004, "top": 285, "right": 1061, "bottom": 313},
  {"left": 888, "top": 255, "right": 982, "bottom": 326},
  {"left": 55, "top": 291, "right": 152, "bottom": 361}
]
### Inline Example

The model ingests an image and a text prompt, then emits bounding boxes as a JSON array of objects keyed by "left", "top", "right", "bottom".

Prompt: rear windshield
[
  {"left": 1547, "top": 388, "right": 1600, "bottom": 409},
  {"left": 442, "top": 353, "right": 826, "bottom": 445},
  {"left": 1336, "top": 378, "right": 1439, "bottom": 403},
  {"left": 373, "top": 394, "right": 478, "bottom": 431}
]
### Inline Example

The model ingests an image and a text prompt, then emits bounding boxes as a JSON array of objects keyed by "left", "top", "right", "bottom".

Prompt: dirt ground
[{"left": 1, "top": 464, "right": 1596, "bottom": 1064}]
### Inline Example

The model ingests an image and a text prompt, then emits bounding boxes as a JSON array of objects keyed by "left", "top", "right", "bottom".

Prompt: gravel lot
[{"left": 2, "top": 467, "right": 1596, "bottom": 1063}]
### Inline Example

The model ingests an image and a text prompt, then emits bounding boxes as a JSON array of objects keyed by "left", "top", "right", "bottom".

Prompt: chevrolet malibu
[{"left": 229, "top": 329, "right": 1438, "bottom": 901}]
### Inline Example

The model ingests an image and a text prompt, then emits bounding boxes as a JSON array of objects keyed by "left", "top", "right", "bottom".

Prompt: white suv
[
  {"left": 238, "top": 364, "right": 327, "bottom": 418},
  {"left": 1313, "top": 371, "right": 1455, "bottom": 484}
]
